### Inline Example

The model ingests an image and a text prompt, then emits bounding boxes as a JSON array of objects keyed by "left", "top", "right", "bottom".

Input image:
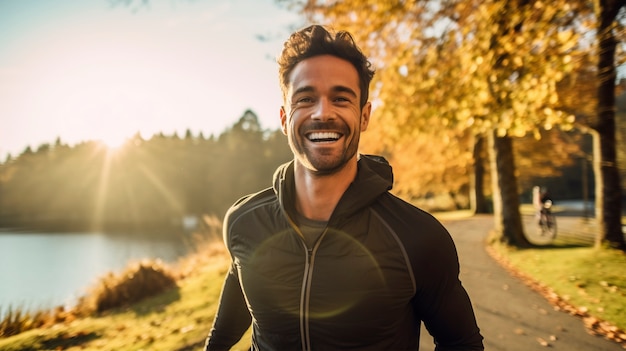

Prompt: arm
[
  {"left": 204, "top": 263, "right": 252, "bottom": 351},
  {"left": 414, "top": 228, "right": 484, "bottom": 351},
  {"left": 373, "top": 194, "right": 484, "bottom": 350},
  {"left": 420, "top": 279, "right": 484, "bottom": 351}
]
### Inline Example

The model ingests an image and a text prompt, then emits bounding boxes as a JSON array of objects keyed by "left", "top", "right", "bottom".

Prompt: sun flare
[{"left": 98, "top": 134, "right": 128, "bottom": 151}]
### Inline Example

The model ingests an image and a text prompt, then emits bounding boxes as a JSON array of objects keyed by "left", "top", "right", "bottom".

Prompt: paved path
[{"left": 417, "top": 215, "right": 624, "bottom": 351}]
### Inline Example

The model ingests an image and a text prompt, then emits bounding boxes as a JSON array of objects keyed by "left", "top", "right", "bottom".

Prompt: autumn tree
[
  {"left": 618, "top": 89, "right": 626, "bottom": 191},
  {"left": 589, "top": 0, "right": 625, "bottom": 249},
  {"left": 551, "top": 0, "right": 625, "bottom": 249}
]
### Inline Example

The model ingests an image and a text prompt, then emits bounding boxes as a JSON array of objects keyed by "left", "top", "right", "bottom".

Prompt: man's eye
[{"left": 296, "top": 97, "right": 314, "bottom": 104}]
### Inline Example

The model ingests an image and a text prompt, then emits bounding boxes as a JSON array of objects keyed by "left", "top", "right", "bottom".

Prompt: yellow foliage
[{"left": 299, "top": 0, "right": 597, "bottom": 165}]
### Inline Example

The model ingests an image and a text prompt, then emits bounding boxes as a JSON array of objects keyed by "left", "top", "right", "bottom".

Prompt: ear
[
  {"left": 280, "top": 106, "right": 288, "bottom": 135},
  {"left": 360, "top": 102, "right": 371, "bottom": 132}
]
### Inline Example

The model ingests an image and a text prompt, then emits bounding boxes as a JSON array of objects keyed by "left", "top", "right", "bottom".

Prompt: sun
[{"left": 98, "top": 133, "right": 128, "bottom": 151}]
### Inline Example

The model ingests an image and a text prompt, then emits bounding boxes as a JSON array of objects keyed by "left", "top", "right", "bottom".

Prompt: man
[{"left": 205, "top": 25, "right": 483, "bottom": 351}]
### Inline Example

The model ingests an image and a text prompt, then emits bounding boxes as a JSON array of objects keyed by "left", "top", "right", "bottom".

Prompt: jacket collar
[{"left": 272, "top": 155, "right": 393, "bottom": 223}]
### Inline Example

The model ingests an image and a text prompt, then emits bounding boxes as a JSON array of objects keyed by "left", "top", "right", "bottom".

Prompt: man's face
[{"left": 280, "top": 55, "right": 371, "bottom": 175}]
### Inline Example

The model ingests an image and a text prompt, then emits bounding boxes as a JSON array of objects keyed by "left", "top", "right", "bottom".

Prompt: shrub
[
  {"left": 0, "top": 307, "right": 50, "bottom": 338},
  {"left": 78, "top": 259, "right": 177, "bottom": 314}
]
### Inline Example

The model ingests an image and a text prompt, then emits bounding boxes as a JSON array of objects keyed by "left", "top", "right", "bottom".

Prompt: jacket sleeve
[
  {"left": 413, "top": 224, "right": 484, "bottom": 351},
  {"left": 204, "top": 263, "right": 252, "bottom": 351}
]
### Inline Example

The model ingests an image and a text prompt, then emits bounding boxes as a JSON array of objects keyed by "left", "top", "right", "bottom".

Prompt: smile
[{"left": 307, "top": 132, "right": 341, "bottom": 142}]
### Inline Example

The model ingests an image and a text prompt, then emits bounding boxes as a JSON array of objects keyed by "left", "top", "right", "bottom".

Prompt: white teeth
[{"left": 308, "top": 132, "right": 341, "bottom": 141}]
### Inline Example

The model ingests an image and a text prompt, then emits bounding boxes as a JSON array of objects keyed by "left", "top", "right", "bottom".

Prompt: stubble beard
[{"left": 290, "top": 127, "right": 361, "bottom": 176}]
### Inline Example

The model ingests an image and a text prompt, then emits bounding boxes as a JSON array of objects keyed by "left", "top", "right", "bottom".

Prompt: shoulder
[
  {"left": 373, "top": 192, "right": 449, "bottom": 235},
  {"left": 372, "top": 192, "right": 457, "bottom": 261},
  {"left": 224, "top": 187, "right": 276, "bottom": 229},
  {"left": 222, "top": 187, "right": 279, "bottom": 252}
]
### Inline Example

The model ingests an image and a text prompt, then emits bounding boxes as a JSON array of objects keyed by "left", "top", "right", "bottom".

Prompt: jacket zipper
[
  {"left": 299, "top": 228, "right": 328, "bottom": 351},
  {"left": 300, "top": 245, "right": 313, "bottom": 351},
  {"left": 281, "top": 192, "right": 329, "bottom": 350},
  {"left": 286, "top": 212, "right": 327, "bottom": 351}
]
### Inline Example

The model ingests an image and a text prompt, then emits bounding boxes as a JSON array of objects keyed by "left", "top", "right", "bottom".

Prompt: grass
[
  {"left": 77, "top": 259, "right": 178, "bottom": 314},
  {"left": 488, "top": 203, "right": 626, "bottom": 344},
  {"left": 0, "top": 214, "right": 253, "bottom": 351},
  {"left": 488, "top": 231, "right": 626, "bottom": 348},
  {"left": 0, "top": 240, "right": 252, "bottom": 351},
  {"left": 490, "top": 243, "right": 626, "bottom": 329}
]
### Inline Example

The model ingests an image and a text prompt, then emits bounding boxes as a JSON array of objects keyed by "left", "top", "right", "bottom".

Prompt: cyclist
[{"left": 533, "top": 186, "right": 553, "bottom": 225}]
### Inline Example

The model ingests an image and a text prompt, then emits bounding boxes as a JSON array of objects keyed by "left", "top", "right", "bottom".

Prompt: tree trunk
[
  {"left": 470, "top": 134, "right": 489, "bottom": 214},
  {"left": 488, "top": 131, "right": 531, "bottom": 247},
  {"left": 593, "top": 0, "right": 625, "bottom": 250}
]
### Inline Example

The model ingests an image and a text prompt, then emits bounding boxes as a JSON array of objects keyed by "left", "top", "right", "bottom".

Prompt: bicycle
[{"left": 538, "top": 200, "right": 557, "bottom": 239}]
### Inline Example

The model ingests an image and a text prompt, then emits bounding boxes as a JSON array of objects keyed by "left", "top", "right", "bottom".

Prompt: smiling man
[
  {"left": 205, "top": 25, "right": 484, "bottom": 351},
  {"left": 281, "top": 53, "right": 370, "bottom": 222}
]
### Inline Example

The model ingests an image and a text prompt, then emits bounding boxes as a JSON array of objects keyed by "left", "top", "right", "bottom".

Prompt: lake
[{"left": 0, "top": 229, "right": 196, "bottom": 316}]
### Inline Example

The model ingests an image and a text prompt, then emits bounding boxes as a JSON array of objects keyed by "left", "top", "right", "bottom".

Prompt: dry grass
[
  {"left": 75, "top": 260, "right": 178, "bottom": 314},
  {"left": 0, "top": 215, "right": 230, "bottom": 350},
  {"left": 0, "top": 307, "right": 50, "bottom": 338},
  {"left": 0, "top": 215, "right": 225, "bottom": 341}
]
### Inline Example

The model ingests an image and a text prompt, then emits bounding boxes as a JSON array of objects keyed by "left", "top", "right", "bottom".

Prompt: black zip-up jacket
[{"left": 206, "top": 155, "right": 483, "bottom": 350}]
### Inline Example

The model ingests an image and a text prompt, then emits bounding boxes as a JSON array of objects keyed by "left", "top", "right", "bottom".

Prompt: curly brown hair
[{"left": 277, "top": 25, "right": 375, "bottom": 108}]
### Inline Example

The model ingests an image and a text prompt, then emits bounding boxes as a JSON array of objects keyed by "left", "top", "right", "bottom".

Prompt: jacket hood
[{"left": 272, "top": 154, "right": 393, "bottom": 222}]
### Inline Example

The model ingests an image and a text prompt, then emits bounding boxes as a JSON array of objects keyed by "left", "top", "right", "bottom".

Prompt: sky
[{"left": 0, "top": 0, "right": 304, "bottom": 159}]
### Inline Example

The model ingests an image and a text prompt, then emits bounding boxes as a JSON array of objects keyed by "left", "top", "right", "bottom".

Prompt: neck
[{"left": 293, "top": 157, "right": 358, "bottom": 221}]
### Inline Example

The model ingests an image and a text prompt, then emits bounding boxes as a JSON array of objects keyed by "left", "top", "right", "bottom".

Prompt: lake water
[{"left": 0, "top": 230, "right": 195, "bottom": 316}]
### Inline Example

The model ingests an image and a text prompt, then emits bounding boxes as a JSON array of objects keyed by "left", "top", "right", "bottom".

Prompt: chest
[{"left": 229, "top": 218, "right": 416, "bottom": 327}]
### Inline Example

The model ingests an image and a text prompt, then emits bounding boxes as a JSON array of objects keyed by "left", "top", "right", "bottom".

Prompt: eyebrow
[
  {"left": 292, "top": 85, "right": 358, "bottom": 98},
  {"left": 333, "top": 85, "right": 358, "bottom": 98}
]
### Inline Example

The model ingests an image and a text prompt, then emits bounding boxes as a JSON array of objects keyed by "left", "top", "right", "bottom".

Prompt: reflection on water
[{"left": 0, "top": 230, "right": 193, "bottom": 315}]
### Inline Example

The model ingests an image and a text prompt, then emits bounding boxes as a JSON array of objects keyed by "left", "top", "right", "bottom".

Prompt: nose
[{"left": 310, "top": 97, "right": 334, "bottom": 121}]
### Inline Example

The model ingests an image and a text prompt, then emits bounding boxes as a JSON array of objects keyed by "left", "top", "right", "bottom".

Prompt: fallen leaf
[{"left": 536, "top": 337, "right": 550, "bottom": 347}]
